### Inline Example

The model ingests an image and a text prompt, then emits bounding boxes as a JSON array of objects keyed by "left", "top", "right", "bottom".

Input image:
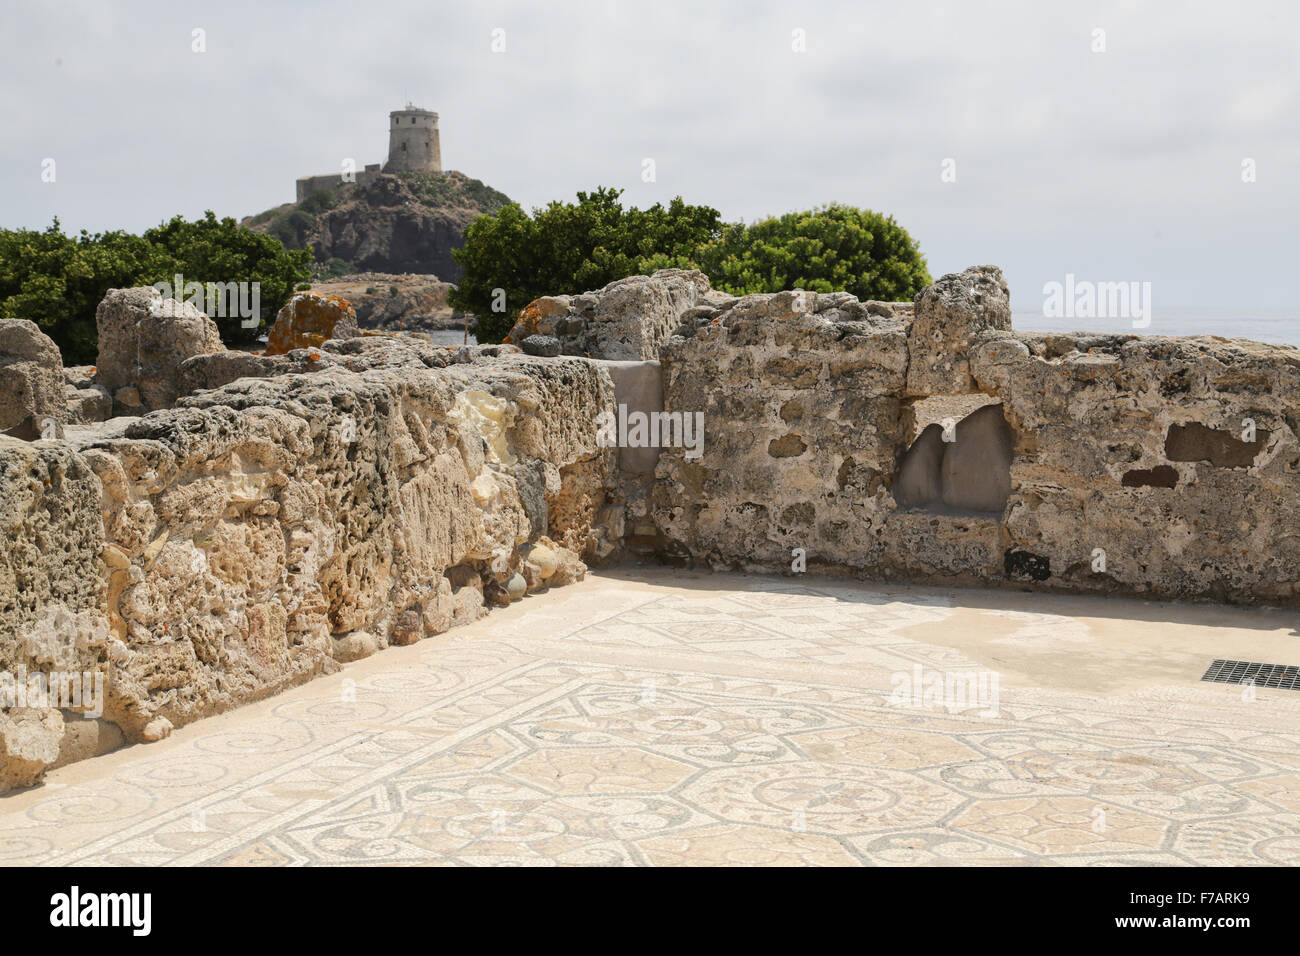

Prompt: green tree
[
  {"left": 451, "top": 194, "right": 930, "bottom": 343},
  {"left": 0, "top": 213, "right": 311, "bottom": 363},
  {"left": 319, "top": 257, "right": 351, "bottom": 280},
  {"left": 145, "top": 211, "right": 311, "bottom": 343},
  {"left": 688, "top": 204, "right": 931, "bottom": 301},
  {"left": 450, "top": 188, "right": 725, "bottom": 342},
  {"left": 0, "top": 221, "right": 169, "bottom": 364},
  {"left": 267, "top": 209, "right": 317, "bottom": 248}
]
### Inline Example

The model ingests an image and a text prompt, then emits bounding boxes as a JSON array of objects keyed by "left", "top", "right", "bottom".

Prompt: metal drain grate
[{"left": 1202, "top": 659, "right": 1300, "bottom": 690}]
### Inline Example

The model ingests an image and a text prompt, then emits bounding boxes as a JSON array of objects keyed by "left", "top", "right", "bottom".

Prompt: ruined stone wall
[
  {"left": 649, "top": 290, "right": 929, "bottom": 577},
  {"left": 4, "top": 265, "right": 1298, "bottom": 789},
  {"left": 972, "top": 331, "right": 1300, "bottom": 602},
  {"left": 0, "top": 441, "right": 107, "bottom": 674},
  {"left": 295, "top": 170, "right": 381, "bottom": 204},
  {"left": 649, "top": 267, "right": 1300, "bottom": 605},
  {"left": 2, "top": 338, "right": 616, "bottom": 789}
]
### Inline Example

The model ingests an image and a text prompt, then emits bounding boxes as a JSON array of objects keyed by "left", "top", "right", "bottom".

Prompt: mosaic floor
[{"left": 3, "top": 568, "right": 1300, "bottom": 866}]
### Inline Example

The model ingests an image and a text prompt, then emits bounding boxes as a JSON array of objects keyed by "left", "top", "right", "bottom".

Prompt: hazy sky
[{"left": 3, "top": 0, "right": 1297, "bottom": 309}]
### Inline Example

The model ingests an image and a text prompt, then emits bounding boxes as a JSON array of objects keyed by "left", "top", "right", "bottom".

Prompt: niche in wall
[{"left": 892, "top": 403, "right": 1014, "bottom": 515}]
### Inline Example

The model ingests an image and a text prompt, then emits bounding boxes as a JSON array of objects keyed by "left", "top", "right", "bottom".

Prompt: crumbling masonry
[{"left": 2, "top": 264, "right": 1297, "bottom": 789}]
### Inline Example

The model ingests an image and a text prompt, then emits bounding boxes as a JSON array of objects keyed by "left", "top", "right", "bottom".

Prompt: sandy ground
[{"left": 3, "top": 567, "right": 1298, "bottom": 866}]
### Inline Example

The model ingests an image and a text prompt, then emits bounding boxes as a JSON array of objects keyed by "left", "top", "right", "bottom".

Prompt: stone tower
[{"left": 384, "top": 105, "right": 442, "bottom": 174}]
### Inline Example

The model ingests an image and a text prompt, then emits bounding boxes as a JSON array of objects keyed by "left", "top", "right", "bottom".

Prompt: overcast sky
[{"left": 3, "top": 0, "right": 1297, "bottom": 310}]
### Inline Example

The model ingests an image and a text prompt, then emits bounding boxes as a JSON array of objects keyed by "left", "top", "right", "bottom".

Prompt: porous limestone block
[
  {"left": 906, "top": 265, "right": 1011, "bottom": 396},
  {"left": 0, "top": 708, "right": 64, "bottom": 792},
  {"left": 0, "top": 319, "right": 66, "bottom": 440},
  {"left": 265, "top": 292, "right": 359, "bottom": 356},
  {"left": 95, "top": 287, "right": 225, "bottom": 412}
]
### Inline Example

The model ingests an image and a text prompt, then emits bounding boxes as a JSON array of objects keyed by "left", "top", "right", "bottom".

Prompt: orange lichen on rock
[
  {"left": 502, "top": 296, "right": 569, "bottom": 344},
  {"left": 265, "top": 293, "right": 359, "bottom": 356}
]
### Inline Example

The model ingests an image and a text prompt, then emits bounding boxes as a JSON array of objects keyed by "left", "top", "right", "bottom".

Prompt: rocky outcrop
[
  {"left": 265, "top": 292, "right": 359, "bottom": 355},
  {"left": 95, "top": 288, "right": 225, "bottom": 413},
  {"left": 506, "top": 270, "right": 739, "bottom": 359},
  {"left": 906, "top": 264, "right": 1011, "bottom": 395},
  {"left": 307, "top": 274, "right": 461, "bottom": 333},
  {"left": 0, "top": 319, "right": 66, "bottom": 440},
  {"left": 243, "top": 172, "right": 512, "bottom": 280}
]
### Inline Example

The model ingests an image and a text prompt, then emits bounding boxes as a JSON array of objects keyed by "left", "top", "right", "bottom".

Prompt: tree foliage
[
  {"left": 0, "top": 213, "right": 312, "bottom": 364},
  {"left": 686, "top": 204, "right": 932, "bottom": 301},
  {"left": 451, "top": 190, "right": 931, "bottom": 343},
  {"left": 449, "top": 188, "right": 726, "bottom": 342}
]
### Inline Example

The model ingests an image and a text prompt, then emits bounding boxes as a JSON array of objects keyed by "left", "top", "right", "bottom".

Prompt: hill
[{"left": 242, "top": 171, "right": 511, "bottom": 280}]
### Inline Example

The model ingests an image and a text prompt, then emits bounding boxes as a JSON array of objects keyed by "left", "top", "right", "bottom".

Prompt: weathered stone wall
[
  {"left": 650, "top": 290, "right": 921, "bottom": 576},
  {"left": 972, "top": 331, "right": 1300, "bottom": 602},
  {"left": 4, "top": 264, "right": 1298, "bottom": 789},
  {"left": 295, "top": 169, "right": 381, "bottom": 204},
  {"left": 505, "top": 270, "right": 734, "bottom": 360},
  {"left": 2, "top": 435, "right": 118, "bottom": 787},
  {"left": 1, "top": 333, "right": 616, "bottom": 789},
  {"left": 0, "top": 439, "right": 107, "bottom": 672},
  {"left": 648, "top": 267, "right": 1300, "bottom": 605}
]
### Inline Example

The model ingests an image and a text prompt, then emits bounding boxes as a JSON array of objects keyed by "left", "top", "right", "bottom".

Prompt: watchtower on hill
[
  {"left": 294, "top": 105, "right": 442, "bottom": 202},
  {"left": 384, "top": 105, "right": 442, "bottom": 174}
]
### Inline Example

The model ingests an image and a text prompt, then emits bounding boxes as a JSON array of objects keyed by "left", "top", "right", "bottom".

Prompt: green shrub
[
  {"left": 450, "top": 190, "right": 931, "bottom": 343},
  {"left": 404, "top": 173, "right": 511, "bottom": 213},
  {"left": 449, "top": 188, "right": 725, "bottom": 342},
  {"left": 0, "top": 212, "right": 312, "bottom": 362},
  {"left": 299, "top": 190, "right": 338, "bottom": 215},
  {"left": 267, "top": 209, "right": 317, "bottom": 248},
  {"left": 321, "top": 258, "right": 350, "bottom": 279},
  {"left": 688, "top": 204, "right": 931, "bottom": 301}
]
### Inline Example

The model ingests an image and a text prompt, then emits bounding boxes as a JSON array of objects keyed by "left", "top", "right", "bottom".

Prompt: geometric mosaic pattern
[{"left": 3, "top": 570, "right": 1299, "bottom": 866}]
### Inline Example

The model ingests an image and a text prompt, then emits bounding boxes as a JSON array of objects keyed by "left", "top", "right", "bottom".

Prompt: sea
[
  {"left": 1012, "top": 309, "right": 1299, "bottom": 347},
  {"left": 424, "top": 329, "right": 478, "bottom": 347}
]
